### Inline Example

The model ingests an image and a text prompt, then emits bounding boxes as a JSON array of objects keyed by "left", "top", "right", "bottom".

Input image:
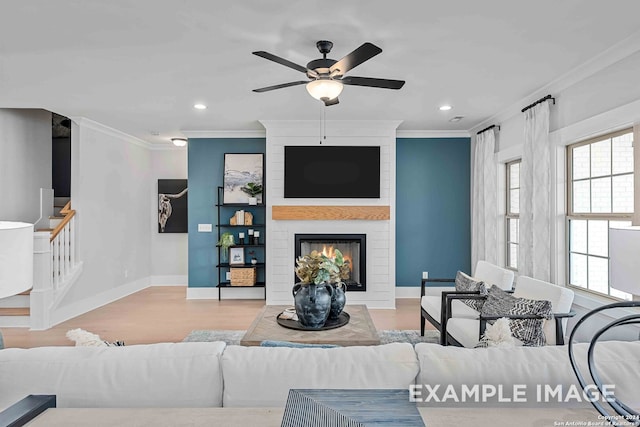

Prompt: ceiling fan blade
[
  {"left": 252, "top": 81, "right": 308, "bottom": 93},
  {"left": 329, "top": 43, "right": 382, "bottom": 75},
  {"left": 322, "top": 97, "right": 339, "bottom": 106},
  {"left": 252, "top": 51, "right": 311, "bottom": 74},
  {"left": 340, "top": 76, "right": 405, "bottom": 90}
]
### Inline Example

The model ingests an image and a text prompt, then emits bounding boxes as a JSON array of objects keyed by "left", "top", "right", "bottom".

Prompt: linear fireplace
[{"left": 294, "top": 234, "right": 366, "bottom": 292}]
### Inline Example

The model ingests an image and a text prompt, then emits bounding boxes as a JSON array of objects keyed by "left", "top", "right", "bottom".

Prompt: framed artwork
[
  {"left": 158, "top": 179, "right": 188, "bottom": 233},
  {"left": 223, "top": 153, "right": 264, "bottom": 204},
  {"left": 229, "top": 247, "right": 245, "bottom": 265}
]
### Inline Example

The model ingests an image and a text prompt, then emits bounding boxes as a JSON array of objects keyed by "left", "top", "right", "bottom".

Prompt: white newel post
[{"left": 30, "top": 231, "right": 53, "bottom": 330}]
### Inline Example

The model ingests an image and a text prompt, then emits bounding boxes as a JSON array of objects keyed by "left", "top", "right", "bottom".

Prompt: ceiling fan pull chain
[
  {"left": 323, "top": 105, "right": 327, "bottom": 143},
  {"left": 319, "top": 102, "right": 323, "bottom": 144}
]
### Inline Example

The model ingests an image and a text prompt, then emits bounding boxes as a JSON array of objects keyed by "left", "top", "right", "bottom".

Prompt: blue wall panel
[
  {"left": 188, "top": 137, "right": 469, "bottom": 289},
  {"left": 395, "top": 138, "right": 471, "bottom": 286},
  {"left": 187, "top": 138, "right": 266, "bottom": 287}
]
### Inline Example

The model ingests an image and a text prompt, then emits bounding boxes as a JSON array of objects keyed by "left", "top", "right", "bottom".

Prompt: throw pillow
[
  {"left": 454, "top": 271, "right": 487, "bottom": 311},
  {"left": 66, "top": 328, "right": 125, "bottom": 347},
  {"left": 475, "top": 317, "right": 517, "bottom": 348},
  {"left": 480, "top": 285, "right": 553, "bottom": 347}
]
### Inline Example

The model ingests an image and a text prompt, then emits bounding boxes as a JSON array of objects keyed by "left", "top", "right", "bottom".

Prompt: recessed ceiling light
[
  {"left": 439, "top": 105, "right": 452, "bottom": 111},
  {"left": 171, "top": 138, "right": 187, "bottom": 147},
  {"left": 449, "top": 116, "right": 464, "bottom": 123},
  {"left": 193, "top": 104, "right": 207, "bottom": 110}
]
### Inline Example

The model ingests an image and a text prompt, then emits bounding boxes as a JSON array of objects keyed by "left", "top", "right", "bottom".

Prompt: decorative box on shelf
[{"left": 230, "top": 266, "right": 257, "bottom": 286}]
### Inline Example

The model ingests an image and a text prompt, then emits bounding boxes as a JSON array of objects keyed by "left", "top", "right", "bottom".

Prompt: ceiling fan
[{"left": 252, "top": 40, "right": 405, "bottom": 106}]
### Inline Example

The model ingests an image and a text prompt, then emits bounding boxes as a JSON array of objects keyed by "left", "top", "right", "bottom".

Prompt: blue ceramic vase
[
  {"left": 292, "top": 282, "right": 333, "bottom": 329},
  {"left": 329, "top": 283, "right": 346, "bottom": 320}
]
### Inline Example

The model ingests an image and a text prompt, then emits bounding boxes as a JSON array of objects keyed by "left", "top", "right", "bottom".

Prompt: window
[
  {"left": 567, "top": 128, "right": 634, "bottom": 300},
  {"left": 506, "top": 160, "right": 521, "bottom": 270}
]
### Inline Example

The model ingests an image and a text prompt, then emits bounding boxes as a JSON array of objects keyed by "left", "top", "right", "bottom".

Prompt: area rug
[{"left": 183, "top": 329, "right": 439, "bottom": 346}]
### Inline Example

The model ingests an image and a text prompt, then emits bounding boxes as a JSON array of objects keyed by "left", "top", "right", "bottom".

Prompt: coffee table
[{"left": 240, "top": 304, "right": 380, "bottom": 346}]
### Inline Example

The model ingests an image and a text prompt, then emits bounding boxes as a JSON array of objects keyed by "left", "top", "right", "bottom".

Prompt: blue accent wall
[
  {"left": 188, "top": 137, "right": 469, "bottom": 289},
  {"left": 188, "top": 138, "right": 266, "bottom": 287},
  {"left": 396, "top": 138, "right": 471, "bottom": 286}
]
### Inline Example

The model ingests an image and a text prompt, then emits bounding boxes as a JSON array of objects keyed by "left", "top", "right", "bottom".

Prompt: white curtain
[
  {"left": 519, "top": 101, "right": 551, "bottom": 280},
  {"left": 471, "top": 129, "right": 497, "bottom": 271}
]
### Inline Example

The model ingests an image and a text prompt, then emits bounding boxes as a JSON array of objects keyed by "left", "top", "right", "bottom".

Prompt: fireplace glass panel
[{"left": 295, "top": 234, "right": 366, "bottom": 291}]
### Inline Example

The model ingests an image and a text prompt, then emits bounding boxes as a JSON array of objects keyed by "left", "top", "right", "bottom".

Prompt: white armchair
[
  {"left": 445, "top": 276, "right": 575, "bottom": 347},
  {"left": 420, "top": 261, "right": 515, "bottom": 345}
]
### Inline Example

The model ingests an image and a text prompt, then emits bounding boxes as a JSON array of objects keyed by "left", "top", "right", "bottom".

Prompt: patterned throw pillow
[
  {"left": 480, "top": 285, "right": 553, "bottom": 347},
  {"left": 454, "top": 271, "right": 487, "bottom": 311}
]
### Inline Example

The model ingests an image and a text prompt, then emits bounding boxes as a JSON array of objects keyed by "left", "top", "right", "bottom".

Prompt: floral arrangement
[{"left": 294, "top": 249, "right": 351, "bottom": 285}]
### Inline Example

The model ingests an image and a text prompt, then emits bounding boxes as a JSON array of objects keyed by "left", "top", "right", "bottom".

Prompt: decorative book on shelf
[{"left": 229, "top": 210, "right": 253, "bottom": 225}]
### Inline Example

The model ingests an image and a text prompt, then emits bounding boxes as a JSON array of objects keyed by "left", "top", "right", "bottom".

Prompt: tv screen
[{"left": 284, "top": 146, "right": 380, "bottom": 198}]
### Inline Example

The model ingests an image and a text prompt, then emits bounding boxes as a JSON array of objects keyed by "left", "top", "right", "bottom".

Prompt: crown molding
[
  {"left": 469, "top": 28, "right": 640, "bottom": 134},
  {"left": 396, "top": 130, "right": 470, "bottom": 138},
  {"left": 181, "top": 130, "right": 266, "bottom": 139},
  {"left": 69, "top": 116, "right": 153, "bottom": 149},
  {"left": 178, "top": 128, "right": 469, "bottom": 140}
]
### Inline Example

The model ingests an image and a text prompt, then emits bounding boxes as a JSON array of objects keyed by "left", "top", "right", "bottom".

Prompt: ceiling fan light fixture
[
  {"left": 306, "top": 79, "right": 343, "bottom": 101},
  {"left": 171, "top": 138, "right": 187, "bottom": 147}
]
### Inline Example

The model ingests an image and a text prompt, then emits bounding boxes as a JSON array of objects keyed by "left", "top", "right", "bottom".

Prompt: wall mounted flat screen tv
[{"left": 284, "top": 146, "right": 380, "bottom": 198}]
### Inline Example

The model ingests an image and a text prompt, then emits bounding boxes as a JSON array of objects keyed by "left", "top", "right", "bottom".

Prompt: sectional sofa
[{"left": 0, "top": 341, "right": 638, "bottom": 412}]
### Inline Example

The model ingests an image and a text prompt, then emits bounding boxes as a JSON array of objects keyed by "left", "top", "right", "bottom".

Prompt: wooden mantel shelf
[{"left": 272, "top": 205, "right": 390, "bottom": 221}]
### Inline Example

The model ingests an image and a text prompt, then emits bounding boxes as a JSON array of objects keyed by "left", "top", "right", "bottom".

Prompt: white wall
[
  {"left": 262, "top": 120, "right": 399, "bottom": 308},
  {"left": 0, "top": 109, "right": 52, "bottom": 222},
  {"left": 150, "top": 148, "right": 188, "bottom": 284},
  {"left": 54, "top": 118, "right": 152, "bottom": 320}
]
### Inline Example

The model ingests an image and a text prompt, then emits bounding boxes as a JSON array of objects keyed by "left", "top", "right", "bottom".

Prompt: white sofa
[{"left": 0, "top": 340, "right": 638, "bottom": 411}]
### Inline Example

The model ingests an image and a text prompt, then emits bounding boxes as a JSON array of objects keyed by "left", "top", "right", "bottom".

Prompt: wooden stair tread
[
  {"left": 49, "top": 216, "right": 65, "bottom": 219},
  {"left": 36, "top": 228, "right": 54, "bottom": 232},
  {"left": 0, "top": 307, "right": 30, "bottom": 316},
  {"left": 18, "top": 288, "right": 32, "bottom": 295}
]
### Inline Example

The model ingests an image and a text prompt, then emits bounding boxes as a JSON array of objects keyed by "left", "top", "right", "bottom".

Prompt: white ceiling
[{"left": 1, "top": 1, "right": 639, "bottom": 145}]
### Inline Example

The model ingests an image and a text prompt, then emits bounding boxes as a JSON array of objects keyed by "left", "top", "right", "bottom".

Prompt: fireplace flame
[{"left": 321, "top": 245, "right": 335, "bottom": 258}]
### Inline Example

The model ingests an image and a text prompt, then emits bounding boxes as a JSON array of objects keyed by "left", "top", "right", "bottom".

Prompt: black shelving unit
[{"left": 216, "top": 186, "right": 266, "bottom": 300}]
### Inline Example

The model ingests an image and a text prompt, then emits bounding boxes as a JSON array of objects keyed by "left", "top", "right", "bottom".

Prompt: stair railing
[{"left": 49, "top": 201, "right": 76, "bottom": 289}]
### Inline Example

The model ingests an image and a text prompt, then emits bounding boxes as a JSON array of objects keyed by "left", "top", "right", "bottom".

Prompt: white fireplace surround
[{"left": 262, "top": 120, "right": 400, "bottom": 309}]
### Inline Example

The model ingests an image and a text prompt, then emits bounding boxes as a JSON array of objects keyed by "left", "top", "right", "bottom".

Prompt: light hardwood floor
[{"left": 1, "top": 287, "right": 430, "bottom": 348}]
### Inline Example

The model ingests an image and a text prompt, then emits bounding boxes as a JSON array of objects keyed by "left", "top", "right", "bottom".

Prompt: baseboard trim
[
  {"left": 46, "top": 276, "right": 150, "bottom": 330},
  {"left": 395, "top": 286, "right": 421, "bottom": 299},
  {"left": 186, "top": 287, "right": 219, "bottom": 299},
  {"left": 150, "top": 275, "right": 188, "bottom": 286},
  {"left": 186, "top": 287, "right": 266, "bottom": 300}
]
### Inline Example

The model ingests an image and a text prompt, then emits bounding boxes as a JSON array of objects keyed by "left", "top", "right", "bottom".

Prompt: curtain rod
[
  {"left": 521, "top": 94, "right": 555, "bottom": 113},
  {"left": 476, "top": 124, "right": 500, "bottom": 135}
]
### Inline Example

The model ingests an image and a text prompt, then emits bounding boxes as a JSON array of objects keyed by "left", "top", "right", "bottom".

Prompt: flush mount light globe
[
  {"left": 306, "top": 79, "right": 343, "bottom": 101},
  {"left": 171, "top": 138, "right": 187, "bottom": 147}
]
